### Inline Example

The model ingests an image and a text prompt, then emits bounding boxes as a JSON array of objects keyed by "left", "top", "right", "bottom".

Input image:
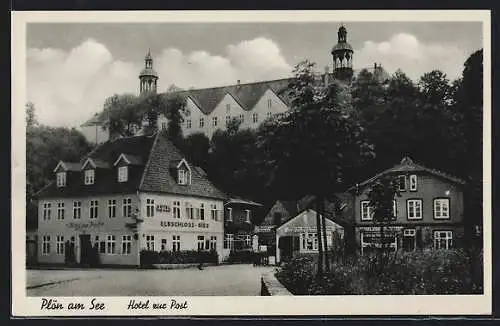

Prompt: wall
[
  {"left": 354, "top": 173, "right": 464, "bottom": 226},
  {"left": 37, "top": 194, "right": 140, "bottom": 265},
  {"left": 138, "top": 192, "right": 224, "bottom": 262}
]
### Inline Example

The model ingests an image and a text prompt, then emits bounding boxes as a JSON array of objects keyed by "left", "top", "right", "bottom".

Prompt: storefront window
[
  {"left": 300, "top": 233, "right": 318, "bottom": 251},
  {"left": 197, "top": 235, "right": 205, "bottom": 251},
  {"left": 146, "top": 235, "right": 155, "bottom": 251},
  {"left": 122, "top": 235, "right": 132, "bottom": 255},
  {"left": 434, "top": 231, "right": 453, "bottom": 249},
  {"left": 224, "top": 234, "right": 234, "bottom": 250},
  {"left": 403, "top": 229, "right": 416, "bottom": 251}
]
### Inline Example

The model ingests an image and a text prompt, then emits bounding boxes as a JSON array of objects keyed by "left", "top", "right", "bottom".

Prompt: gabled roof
[
  {"left": 225, "top": 198, "right": 263, "bottom": 207},
  {"left": 350, "top": 156, "right": 465, "bottom": 192},
  {"left": 53, "top": 161, "right": 82, "bottom": 173},
  {"left": 113, "top": 153, "right": 144, "bottom": 166},
  {"left": 276, "top": 209, "right": 344, "bottom": 234},
  {"left": 176, "top": 78, "right": 293, "bottom": 115},
  {"left": 82, "top": 157, "right": 111, "bottom": 170}
]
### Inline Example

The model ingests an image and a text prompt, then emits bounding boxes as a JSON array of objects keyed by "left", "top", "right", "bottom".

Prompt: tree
[
  {"left": 366, "top": 175, "right": 401, "bottom": 265},
  {"left": 183, "top": 132, "right": 210, "bottom": 171},
  {"left": 255, "top": 60, "right": 374, "bottom": 276},
  {"left": 26, "top": 102, "right": 38, "bottom": 129},
  {"left": 101, "top": 93, "right": 142, "bottom": 138}
]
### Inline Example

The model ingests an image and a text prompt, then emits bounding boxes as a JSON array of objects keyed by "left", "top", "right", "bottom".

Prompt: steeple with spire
[
  {"left": 139, "top": 49, "right": 159, "bottom": 94},
  {"left": 331, "top": 23, "right": 354, "bottom": 82}
]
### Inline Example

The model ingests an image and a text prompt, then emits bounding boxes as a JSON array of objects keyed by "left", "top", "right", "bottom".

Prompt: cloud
[
  {"left": 355, "top": 33, "right": 469, "bottom": 81},
  {"left": 27, "top": 37, "right": 292, "bottom": 127}
]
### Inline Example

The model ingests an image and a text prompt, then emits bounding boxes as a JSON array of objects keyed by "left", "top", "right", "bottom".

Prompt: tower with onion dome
[
  {"left": 331, "top": 24, "right": 354, "bottom": 82},
  {"left": 139, "top": 49, "right": 158, "bottom": 94}
]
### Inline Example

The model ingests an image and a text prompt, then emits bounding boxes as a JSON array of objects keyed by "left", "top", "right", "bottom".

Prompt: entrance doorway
[{"left": 79, "top": 234, "right": 92, "bottom": 266}]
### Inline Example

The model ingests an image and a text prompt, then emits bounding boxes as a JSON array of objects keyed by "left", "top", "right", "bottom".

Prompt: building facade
[
  {"left": 35, "top": 133, "right": 227, "bottom": 266},
  {"left": 348, "top": 157, "right": 465, "bottom": 254},
  {"left": 80, "top": 25, "right": 390, "bottom": 144}
]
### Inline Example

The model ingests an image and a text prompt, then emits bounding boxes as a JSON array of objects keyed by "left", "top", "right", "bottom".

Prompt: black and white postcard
[{"left": 11, "top": 10, "right": 492, "bottom": 316}]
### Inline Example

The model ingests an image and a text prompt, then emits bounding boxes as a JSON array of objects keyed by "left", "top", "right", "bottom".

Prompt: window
[
  {"left": 43, "top": 203, "right": 52, "bottom": 221},
  {"left": 239, "top": 114, "right": 244, "bottom": 123},
  {"left": 226, "top": 207, "right": 232, "bottom": 222},
  {"left": 122, "top": 198, "right": 132, "bottom": 217},
  {"left": 197, "top": 235, "right": 205, "bottom": 251},
  {"left": 244, "top": 235, "right": 252, "bottom": 247},
  {"left": 397, "top": 175, "right": 407, "bottom": 191},
  {"left": 252, "top": 113, "right": 259, "bottom": 123},
  {"left": 211, "top": 204, "right": 219, "bottom": 221},
  {"left": 434, "top": 198, "right": 450, "bottom": 219},
  {"left": 56, "top": 172, "right": 66, "bottom": 187},
  {"left": 185, "top": 202, "right": 194, "bottom": 219},
  {"left": 212, "top": 116, "right": 218, "bottom": 127},
  {"left": 42, "top": 235, "right": 51, "bottom": 255},
  {"left": 392, "top": 200, "right": 397, "bottom": 219},
  {"left": 56, "top": 202, "right": 65, "bottom": 220},
  {"left": 118, "top": 166, "right": 128, "bottom": 182},
  {"left": 94, "top": 235, "right": 105, "bottom": 254},
  {"left": 224, "top": 234, "right": 233, "bottom": 250},
  {"left": 108, "top": 199, "right": 116, "bottom": 218},
  {"left": 161, "top": 122, "right": 167, "bottom": 131},
  {"left": 55, "top": 236, "right": 64, "bottom": 255},
  {"left": 85, "top": 169, "right": 95, "bottom": 185},
  {"left": 245, "top": 209, "right": 251, "bottom": 223},
  {"left": 198, "top": 204, "right": 205, "bottom": 220},
  {"left": 403, "top": 229, "right": 416, "bottom": 251},
  {"left": 89, "top": 200, "right": 99, "bottom": 219},
  {"left": 172, "top": 235, "right": 181, "bottom": 252},
  {"left": 434, "top": 231, "right": 453, "bottom": 250},
  {"left": 409, "top": 174, "right": 417, "bottom": 191},
  {"left": 267, "top": 112, "right": 272, "bottom": 119},
  {"left": 146, "top": 235, "right": 155, "bottom": 251},
  {"left": 106, "top": 235, "right": 116, "bottom": 254},
  {"left": 226, "top": 115, "right": 231, "bottom": 126},
  {"left": 210, "top": 236, "right": 217, "bottom": 251},
  {"left": 267, "top": 99, "right": 272, "bottom": 108},
  {"left": 173, "top": 201, "right": 181, "bottom": 219},
  {"left": 407, "top": 199, "right": 423, "bottom": 220},
  {"left": 178, "top": 169, "right": 188, "bottom": 185},
  {"left": 146, "top": 198, "right": 155, "bottom": 218},
  {"left": 161, "top": 238, "right": 167, "bottom": 251},
  {"left": 301, "top": 232, "right": 318, "bottom": 251},
  {"left": 199, "top": 118, "right": 204, "bottom": 128},
  {"left": 186, "top": 119, "right": 192, "bottom": 129},
  {"left": 226, "top": 103, "right": 231, "bottom": 113},
  {"left": 361, "top": 201, "right": 372, "bottom": 221},
  {"left": 73, "top": 201, "right": 81, "bottom": 219},
  {"left": 122, "top": 235, "right": 132, "bottom": 255}
]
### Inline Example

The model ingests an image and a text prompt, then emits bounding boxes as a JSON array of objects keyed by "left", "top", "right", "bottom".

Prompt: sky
[{"left": 26, "top": 21, "right": 483, "bottom": 128}]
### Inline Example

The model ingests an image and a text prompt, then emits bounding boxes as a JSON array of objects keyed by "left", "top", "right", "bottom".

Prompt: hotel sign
[
  {"left": 66, "top": 221, "right": 104, "bottom": 231},
  {"left": 160, "top": 221, "right": 209, "bottom": 229}
]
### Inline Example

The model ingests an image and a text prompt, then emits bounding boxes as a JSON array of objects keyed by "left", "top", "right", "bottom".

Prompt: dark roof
[
  {"left": 139, "top": 135, "right": 227, "bottom": 200},
  {"left": 176, "top": 78, "right": 293, "bottom": 115},
  {"left": 332, "top": 42, "right": 354, "bottom": 52},
  {"left": 116, "top": 154, "right": 143, "bottom": 166},
  {"left": 36, "top": 133, "right": 227, "bottom": 200},
  {"left": 350, "top": 156, "right": 465, "bottom": 192},
  {"left": 225, "top": 198, "right": 263, "bottom": 206},
  {"left": 55, "top": 161, "right": 82, "bottom": 172}
]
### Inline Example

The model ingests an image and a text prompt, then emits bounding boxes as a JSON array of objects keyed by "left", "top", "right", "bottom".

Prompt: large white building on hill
[{"left": 80, "top": 25, "right": 389, "bottom": 145}]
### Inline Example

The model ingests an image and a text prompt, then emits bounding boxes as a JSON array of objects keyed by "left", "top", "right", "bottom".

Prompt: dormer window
[
  {"left": 85, "top": 170, "right": 95, "bottom": 185},
  {"left": 245, "top": 209, "right": 251, "bottom": 223},
  {"left": 176, "top": 159, "right": 192, "bottom": 185},
  {"left": 118, "top": 166, "right": 128, "bottom": 183},
  {"left": 56, "top": 172, "right": 66, "bottom": 187},
  {"left": 178, "top": 169, "right": 188, "bottom": 185}
]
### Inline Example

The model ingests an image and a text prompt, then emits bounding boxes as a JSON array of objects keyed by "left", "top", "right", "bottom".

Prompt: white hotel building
[{"left": 34, "top": 133, "right": 227, "bottom": 266}]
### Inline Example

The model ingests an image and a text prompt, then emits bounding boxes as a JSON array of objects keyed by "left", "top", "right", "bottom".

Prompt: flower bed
[
  {"left": 275, "top": 249, "right": 483, "bottom": 295},
  {"left": 140, "top": 250, "right": 219, "bottom": 268}
]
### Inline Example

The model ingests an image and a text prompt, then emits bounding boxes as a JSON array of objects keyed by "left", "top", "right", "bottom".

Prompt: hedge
[
  {"left": 140, "top": 250, "right": 219, "bottom": 267},
  {"left": 275, "top": 249, "right": 483, "bottom": 295}
]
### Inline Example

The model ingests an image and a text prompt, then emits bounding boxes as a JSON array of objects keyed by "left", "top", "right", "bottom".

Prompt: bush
[
  {"left": 276, "top": 249, "right": 483, "bottom": 295},
  {"left": 140, "top": 250, "right": 219, "bottom": 267}
]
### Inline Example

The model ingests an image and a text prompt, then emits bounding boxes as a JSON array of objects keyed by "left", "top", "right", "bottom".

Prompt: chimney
[{"left": 374, "top": 62, "right": 377, "bottom": 69}]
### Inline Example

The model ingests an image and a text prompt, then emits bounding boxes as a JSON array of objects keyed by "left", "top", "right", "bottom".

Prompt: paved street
[{"left": 27, "top": 264, "right": 275, "bottom": 296}]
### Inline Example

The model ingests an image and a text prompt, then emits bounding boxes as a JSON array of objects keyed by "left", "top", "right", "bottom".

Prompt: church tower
[
  {"left": 139, "top": 49, "right": 159, "bottom": 94},
  {"left": 331, "top": 24, "right": 354, "bottom": 82}
]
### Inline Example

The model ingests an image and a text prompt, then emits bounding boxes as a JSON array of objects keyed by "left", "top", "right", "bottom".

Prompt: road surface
[{"left": 27, "top": 264, "right": 275, "bottom": 296}]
